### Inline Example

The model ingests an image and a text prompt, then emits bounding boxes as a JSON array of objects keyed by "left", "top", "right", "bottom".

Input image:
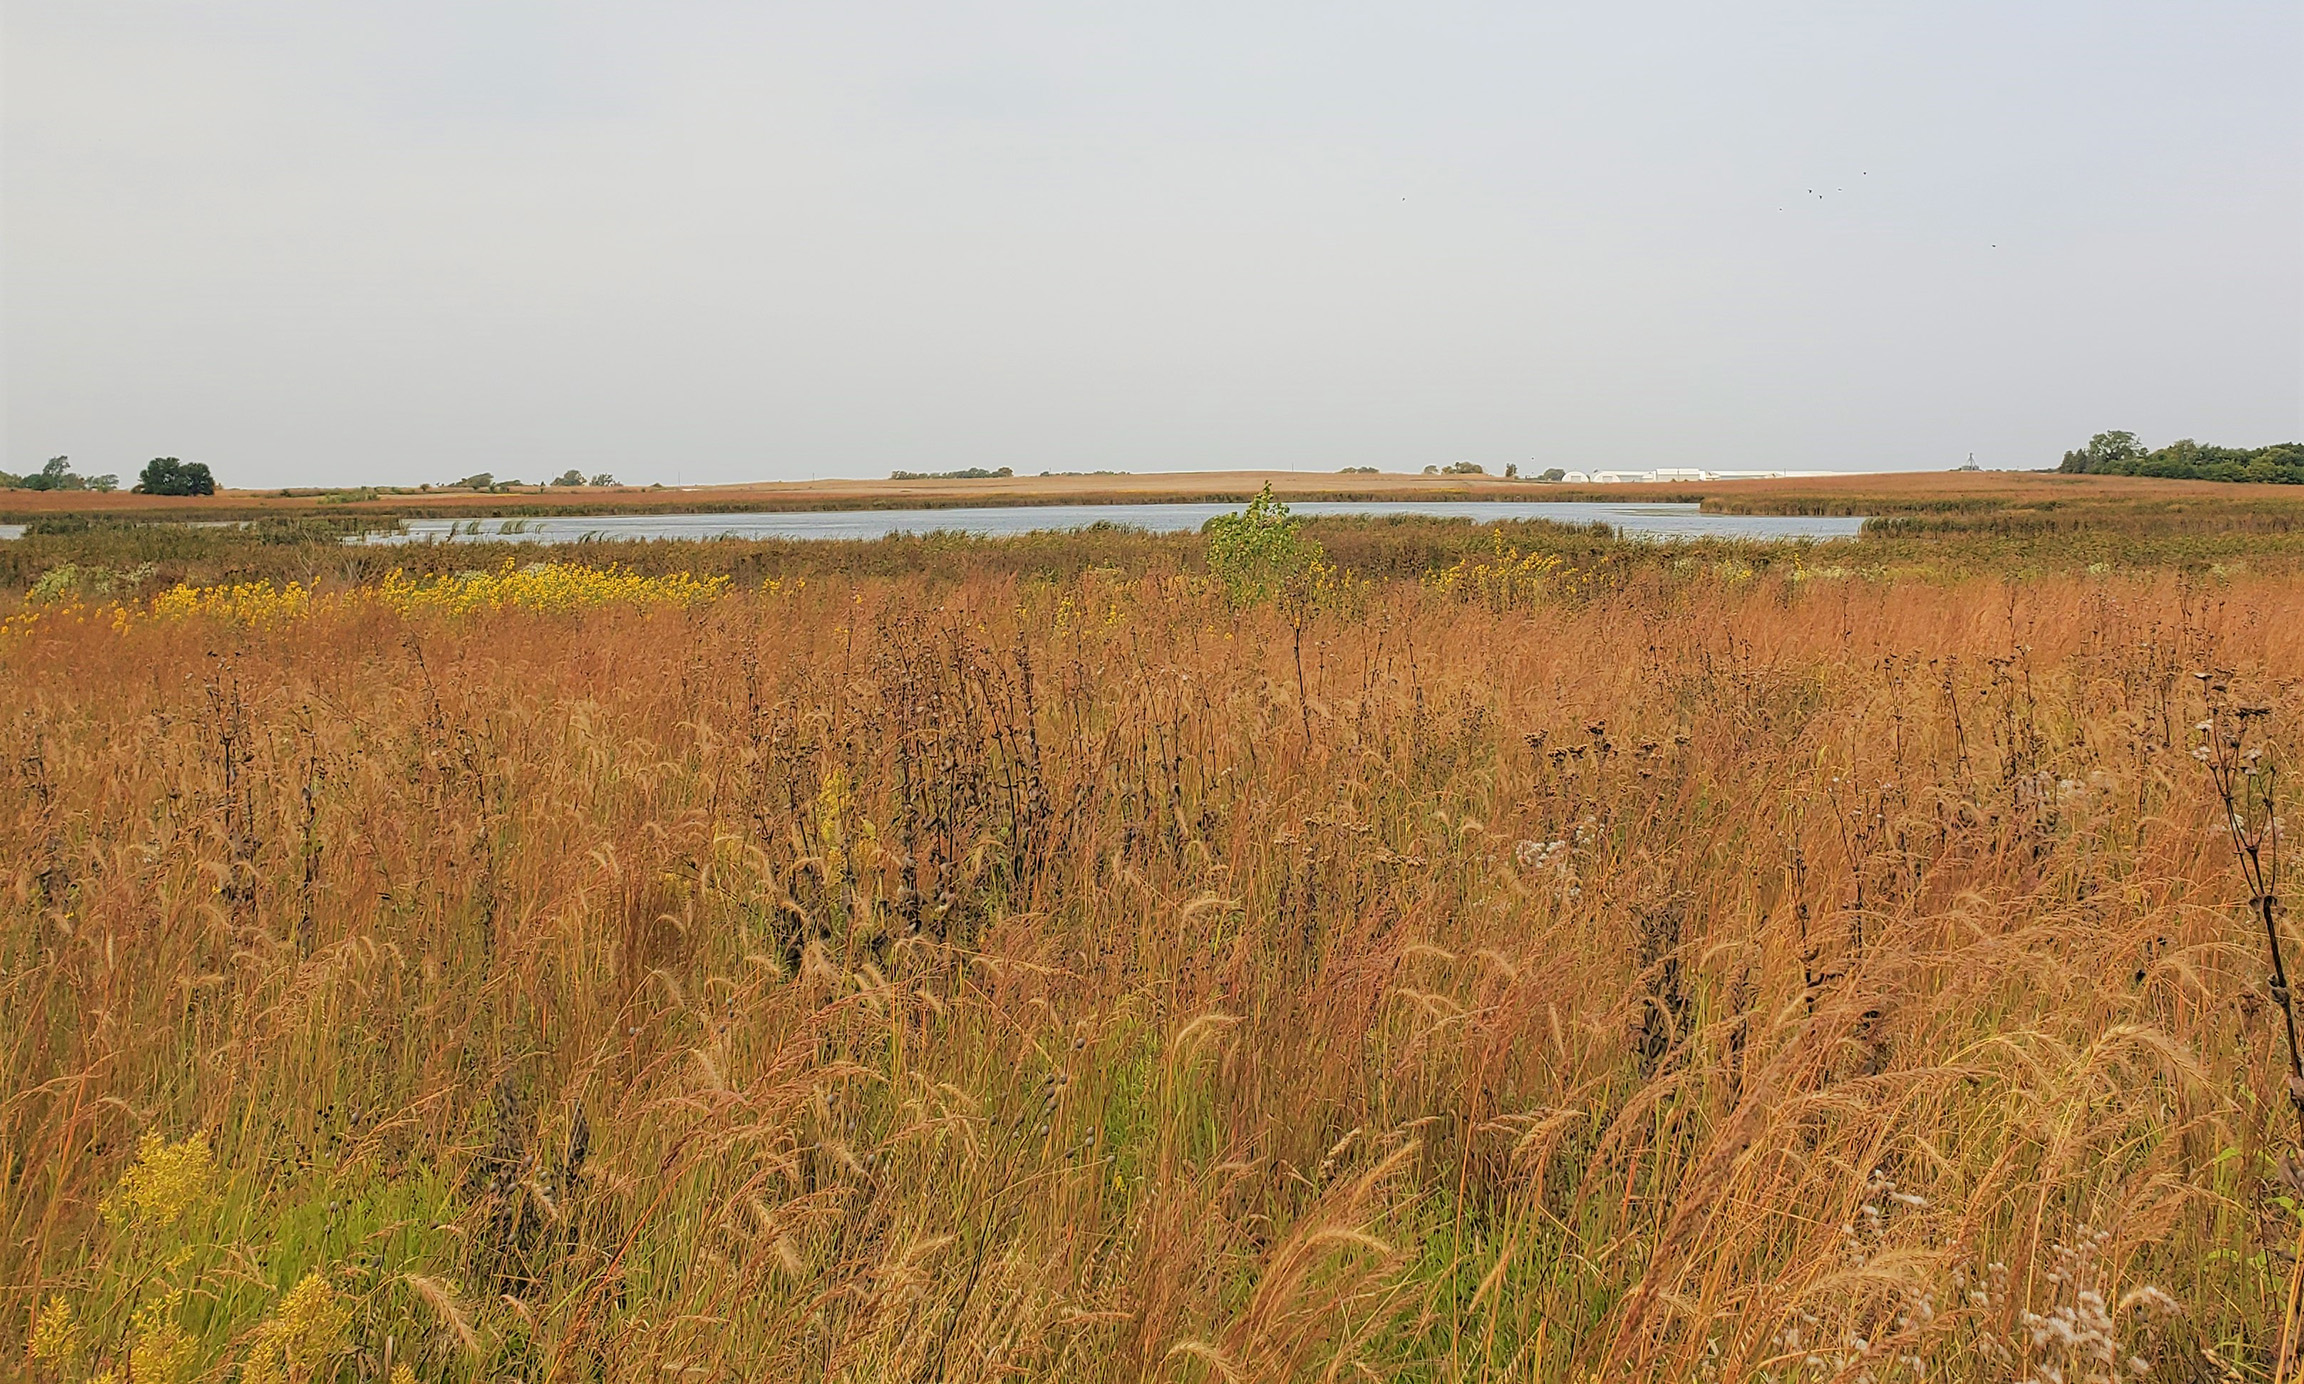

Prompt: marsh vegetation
[{"left": 5, "top": 496, "right": 2302, "bottom": 1381}]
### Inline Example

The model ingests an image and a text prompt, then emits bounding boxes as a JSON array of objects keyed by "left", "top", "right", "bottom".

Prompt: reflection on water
[{"left": 348, "top": 502, "right": 1864, "bottom": 545}]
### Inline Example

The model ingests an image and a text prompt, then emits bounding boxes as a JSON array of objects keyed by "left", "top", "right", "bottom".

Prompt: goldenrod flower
[
  {"left": 28, "top": 1294, "right": 78, "bottom": 1364},
  {"left": 124, "top": 1292, "right": 196, "bottom": 1384},
  {"left": 101, "top": 1131, "right": 215, "bottom": 1231},
  {"left": 241, "top": 1272, "right": 352, "bottom": 1384}
]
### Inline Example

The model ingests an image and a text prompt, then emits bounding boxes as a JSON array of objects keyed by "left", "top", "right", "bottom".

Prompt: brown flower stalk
[{"left": 2196, "top": 669, "right": 2304, "bottom": 1147}]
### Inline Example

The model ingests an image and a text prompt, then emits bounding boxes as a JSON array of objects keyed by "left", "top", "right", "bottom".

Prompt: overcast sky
[{"left": 5, "top": 3, "right": 2298, "bottom": 488}]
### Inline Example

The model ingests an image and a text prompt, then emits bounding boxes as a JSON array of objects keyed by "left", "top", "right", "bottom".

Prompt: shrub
[{"left": 1203, "top": 483, "right": 1323, "bottom": 608}]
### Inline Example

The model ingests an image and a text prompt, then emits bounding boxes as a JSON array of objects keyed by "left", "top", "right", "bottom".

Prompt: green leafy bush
[{"left": 1203, "top": 484, "right": 1324, "bottom": 607}]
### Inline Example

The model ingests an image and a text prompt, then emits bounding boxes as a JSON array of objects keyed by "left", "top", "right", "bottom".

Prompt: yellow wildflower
[
  {"left": 123, "top": 1292, "right": 196, "bottom": 1384},
  {"left": 148, "top": 579, "right": 312, "bottom": 624},
  {"left": 816, "top": 768, "right": 851, "bottom": 885},
  {"left": 29, "top": 1294, "right": 78, "bottom": 1364},
  {"left": 241, "top": 1272, "right": 352, "bottom": 1384},
  {"left": 373, "top": 560, "right": 727, "bottom": 616},
  {"left": 1422, "top": 532, "right": 1567, "bottom": 610},
  {"left": 102, "top": 1131, "right": 214, "bottom": 1231}
]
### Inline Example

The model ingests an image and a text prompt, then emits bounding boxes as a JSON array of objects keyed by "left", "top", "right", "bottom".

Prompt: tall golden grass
[{"left": 4, "top": 558, "right": 2299, "bottom": 1381}]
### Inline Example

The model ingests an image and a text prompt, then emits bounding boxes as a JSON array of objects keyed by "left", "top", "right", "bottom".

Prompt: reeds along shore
[{"left": 5, "top": 564, "right": 2301, "bottom": 1381}]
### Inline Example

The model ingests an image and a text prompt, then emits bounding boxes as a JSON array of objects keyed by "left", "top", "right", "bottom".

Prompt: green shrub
[{"left": 1203, "top": 484, "right": 1324, "bottom": 607}]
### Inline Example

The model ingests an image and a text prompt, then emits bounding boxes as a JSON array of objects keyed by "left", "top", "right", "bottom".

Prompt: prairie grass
[{"left": 2, "top": 544, "right": 2300, "bottom": 1381}]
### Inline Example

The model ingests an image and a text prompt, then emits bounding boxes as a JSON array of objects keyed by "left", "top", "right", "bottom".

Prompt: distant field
[{"left": 8, "top": 467, "right": 2300, "bottom": 524}]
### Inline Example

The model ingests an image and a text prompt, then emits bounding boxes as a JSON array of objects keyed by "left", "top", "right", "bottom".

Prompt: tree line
[
  {"left": 0, "top": 457, "right": 217, "bottom": 495},
  {"left": 440, "top": 471, "right": 618, "bottom": 491},
  {"left": 2060, "top": 431, "right": 2304, "bottom": 485}
]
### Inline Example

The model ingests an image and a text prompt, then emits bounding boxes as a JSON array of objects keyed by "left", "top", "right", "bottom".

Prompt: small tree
[
  {"left": 1205, "top": 485, "right": 1353, "bottom": 742},
  {"left": 1539, "top": 467, "right": 1566, "bottom": 482},
  {"left": 134, "top": 458, "right": 216, "bottom": 496},
  {"left": 551, "top": 469, "right": 586, "bottom": 487},
  {"left": 1205, "top": 484, "right": 1321, "bottom": 608},
  {"left": 589, "top": 473, "right": 617, "bottom": 487}
]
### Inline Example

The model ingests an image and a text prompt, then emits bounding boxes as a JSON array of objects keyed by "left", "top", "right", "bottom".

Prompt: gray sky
[{"left": 6, "top": 2, "right": 2299, "bottom": 488}]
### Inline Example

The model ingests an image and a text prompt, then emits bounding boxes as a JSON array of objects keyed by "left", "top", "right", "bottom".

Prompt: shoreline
[{"left": 0, "top": 467, "right": 2287, "bottom": 525}]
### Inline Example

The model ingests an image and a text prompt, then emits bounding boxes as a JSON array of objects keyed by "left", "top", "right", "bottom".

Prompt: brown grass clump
[{"left": 3, "top": 552, "right": 2300, "bottom": 1381}]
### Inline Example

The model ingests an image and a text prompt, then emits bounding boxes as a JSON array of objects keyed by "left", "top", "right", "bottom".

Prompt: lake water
[
  {"left": 0, "top": 502, "right": 1864, "bottom": 545},
  {"left": 341, "top": 502, "right": 1863, "bottom": 545}
]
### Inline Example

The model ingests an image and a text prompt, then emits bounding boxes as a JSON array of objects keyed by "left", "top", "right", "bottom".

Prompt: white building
[{"left": 1582, "top": 467, "right": 1856, "bottom": 484}]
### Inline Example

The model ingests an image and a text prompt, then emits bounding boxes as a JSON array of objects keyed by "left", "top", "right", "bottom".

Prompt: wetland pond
[
  {"left": 0, "top": 502, "right": 1866, "bottom": 545},
  {"left": 338, "top": 501, "right": 1865, "bottom": 545}
]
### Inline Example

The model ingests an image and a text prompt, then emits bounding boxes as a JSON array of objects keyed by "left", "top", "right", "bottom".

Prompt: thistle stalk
[{"left": 2197, "top": 670, "right": 2304, "bottom": 1147}]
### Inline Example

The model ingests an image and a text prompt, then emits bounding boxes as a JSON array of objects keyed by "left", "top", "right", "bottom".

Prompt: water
[
  {"left": 346, "top": 502, "right": 1862, "bottom": 545},
  {"left": 0, "top": 502, "right": 1864, "bottom": 545}
]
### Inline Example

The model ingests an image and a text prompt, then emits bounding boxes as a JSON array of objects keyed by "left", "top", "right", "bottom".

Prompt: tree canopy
[
  {"left": 2060, "top": 432, "right": 2304, "bottom": 484},
  {"left": 134, "top": 458, "right": 217, "bottom": 496},
  {"left": 2, "top": 456, "right": 118, "bottom": 491}
]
